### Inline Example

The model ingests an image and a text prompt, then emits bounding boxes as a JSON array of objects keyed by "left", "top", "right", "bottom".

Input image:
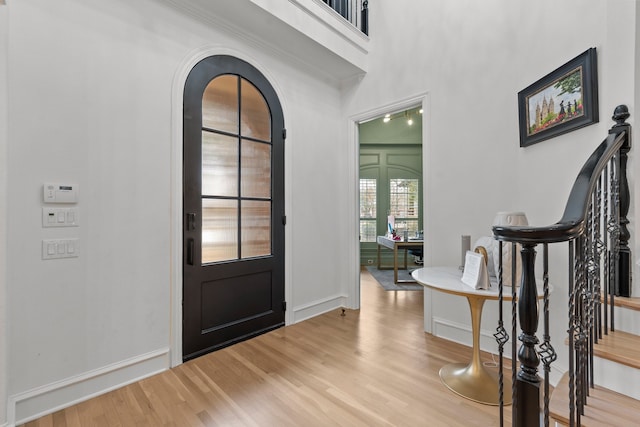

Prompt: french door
[{"left": 183, "top": 55, "right": 285, "bottom": 361}]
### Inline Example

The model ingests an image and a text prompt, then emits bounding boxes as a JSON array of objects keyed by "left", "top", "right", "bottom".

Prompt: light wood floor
[{"left": 23, "top": 268, "right": 512, "bottom": 426}]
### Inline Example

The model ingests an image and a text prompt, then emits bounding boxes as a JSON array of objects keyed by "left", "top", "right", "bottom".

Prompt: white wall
[
  {"left": 5, "top": 0, "right": 350, "bottom": 423},
  {"left": 344, "top": 0, "right": 638, "bottom": 382},
  {"left": 635, "top": 3, "right": 640, "bottom": 279},
  {"left": 0, "top": 3, "right": 8, "bottom": 425}
]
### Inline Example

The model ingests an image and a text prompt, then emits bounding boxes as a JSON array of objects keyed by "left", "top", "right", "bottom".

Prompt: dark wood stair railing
[{"left": 492, "top": 105, "right": 632, "bottom": 427}]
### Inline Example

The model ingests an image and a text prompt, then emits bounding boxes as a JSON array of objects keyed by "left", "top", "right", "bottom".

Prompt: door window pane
[
  {"left": 202, "top": 132, "right": 238, "bottom": 197},
  {"left": 200, "top": 76, "right": 273, "bottom": 264},
  {"left": 202, "top": 199, "right": 238, "bottom": 263},
  {"left": 241, "top": 200, "right": 271, "bottom": 258},
  {"left": 241, "top": 79, "right": 271, "bottom": 141},
  {"left": 241, "top": 140, "right": 271, "bottom": 198},
  {"left": 202, "top": 75, "right": 238, "bottom": 134}
]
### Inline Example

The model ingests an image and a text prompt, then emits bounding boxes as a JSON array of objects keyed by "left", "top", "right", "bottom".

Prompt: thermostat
[{"left": 43, "top": 183, "right": 78, "bottom": 203}]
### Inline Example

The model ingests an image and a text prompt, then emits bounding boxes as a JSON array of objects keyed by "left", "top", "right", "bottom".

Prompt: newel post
[
  {"left": 516, "top": 243, "right": 541, "bottom": 426},
  {"left": 611, "top": 105, "right": 632, "bottom": 296}
]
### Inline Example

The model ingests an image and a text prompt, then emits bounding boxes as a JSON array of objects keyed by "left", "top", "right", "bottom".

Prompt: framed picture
[{"left": 518, "top": 48, "right": 599, "bottom": 147}]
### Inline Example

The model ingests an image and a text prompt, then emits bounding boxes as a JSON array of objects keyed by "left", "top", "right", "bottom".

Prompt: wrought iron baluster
[
  {"left": 568, "top": 240, "right": 577, "bottom": 427},
  {"left": 511, "top": 242, "right": 518, "bottom": 426},
  {"left": 494, "top": 241, "right": 509, "bottom": 427},
  {"left": 361, "top": 0, "right": 368, "bottom": 35},
  {"left": 594, "top": 174, "right": 604, "bottom": 342},
  {"left": 575, "top": 235, "right": 586, "bottom": 421},
  {"left": 539, "top": 243, "right": 556, "bottom": 427},
  {"left": 603, "top": 162, "right": 610, "bottom": 334},
  {"left": 607, "top": 157, "right": 619, "bottom": 330},
  {"left": 585, "top": 206, "right": 596, "bottom": 390}
]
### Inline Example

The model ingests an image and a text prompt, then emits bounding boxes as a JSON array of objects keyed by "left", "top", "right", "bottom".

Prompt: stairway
[{"left": 549, "top": 297, "right": 640, "bottom": 426}]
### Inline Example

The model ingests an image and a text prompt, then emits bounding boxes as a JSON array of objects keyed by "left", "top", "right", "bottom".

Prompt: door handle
[
  {"left": 187, "top": 238, "right": 195, "bottom": 265},
  {"left": 186, "top": 212, "right": 196, "bottom": 231}
]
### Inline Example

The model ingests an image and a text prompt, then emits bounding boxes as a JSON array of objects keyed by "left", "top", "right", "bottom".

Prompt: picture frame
[{"left": 518, "top": 48, "right": 599, "bottom": 147}]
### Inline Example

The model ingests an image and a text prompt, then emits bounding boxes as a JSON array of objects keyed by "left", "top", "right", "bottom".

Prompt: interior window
[
  {"left": 389, "top": 178, "right": 419, "bottom": 236},
  {"left": 359, "top": 178, "right": 377, "bottom": 242}
]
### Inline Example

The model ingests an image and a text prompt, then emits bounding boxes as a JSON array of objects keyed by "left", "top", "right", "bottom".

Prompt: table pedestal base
[{"left": 439, "top": 362, "right": 512, "bottom": 406}]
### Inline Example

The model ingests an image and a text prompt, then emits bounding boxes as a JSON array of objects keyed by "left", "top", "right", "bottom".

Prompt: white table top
[
  {"left": 411, "top": 266, "right": 548, "bottom": 300},
  {"left": 377, "top": 235, "right": 423, "bottom": 247}
]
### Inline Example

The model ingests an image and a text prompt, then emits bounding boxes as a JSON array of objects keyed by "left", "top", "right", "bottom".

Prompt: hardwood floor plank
[{"left": 22, "top": 267, "right": 511, "bottom": 426}]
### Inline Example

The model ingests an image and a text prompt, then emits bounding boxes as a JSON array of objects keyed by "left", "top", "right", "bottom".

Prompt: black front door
[{"left": 183, "top": 55, "right": 285, "bottom": 361}]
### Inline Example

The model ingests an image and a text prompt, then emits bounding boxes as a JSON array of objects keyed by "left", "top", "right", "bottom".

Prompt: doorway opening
[{"left": 353, "top": 97, "right": 427, "bottom": 309}]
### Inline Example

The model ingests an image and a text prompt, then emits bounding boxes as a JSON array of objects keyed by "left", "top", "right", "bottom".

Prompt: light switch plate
[
  {"left": 42, "top": 208, "right": 79, "bottom": 227},
  {"left": 42, "top": 239, "right": 79, "bottom": 260}
]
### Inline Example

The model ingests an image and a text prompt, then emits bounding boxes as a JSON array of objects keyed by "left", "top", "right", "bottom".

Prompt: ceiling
[{"left": 359, "top": 107, "right": 423, "bottom": 145}]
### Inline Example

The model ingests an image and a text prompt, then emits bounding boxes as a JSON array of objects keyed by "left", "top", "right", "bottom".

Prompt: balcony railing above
[{"left": 322, "top": 0, "right": 369, "bottom": 35}]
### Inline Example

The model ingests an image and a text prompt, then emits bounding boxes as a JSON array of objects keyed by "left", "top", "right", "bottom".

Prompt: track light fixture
[{"left": 381, "top": 108, "right": 421, "bottom": 126}]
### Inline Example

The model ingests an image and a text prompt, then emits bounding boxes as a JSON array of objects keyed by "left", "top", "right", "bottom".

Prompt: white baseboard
[
  {"left": 292, "top": 294, "right": 348, "bottom": 324},
  {"left": 9, "top": 348, "right": 169, "bottom": 426}
]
